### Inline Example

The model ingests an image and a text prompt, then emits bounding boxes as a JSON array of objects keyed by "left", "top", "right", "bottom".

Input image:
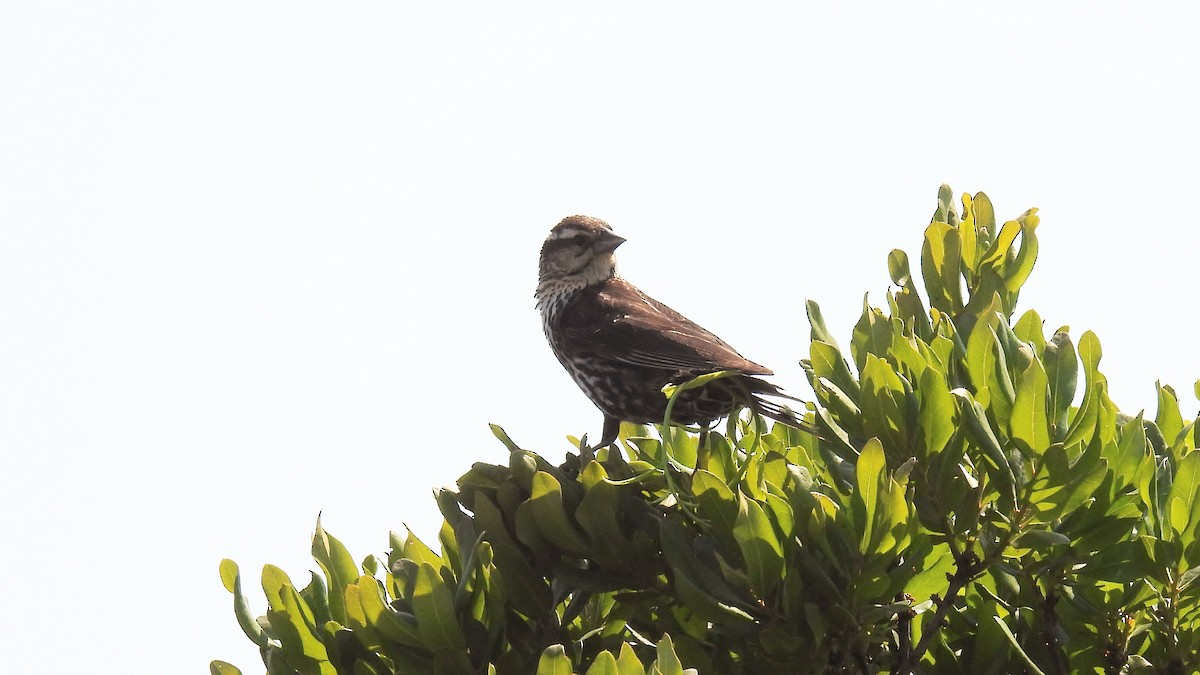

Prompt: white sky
[{"left": 2, "top": 3, "right": 1198, "bottom": 672}]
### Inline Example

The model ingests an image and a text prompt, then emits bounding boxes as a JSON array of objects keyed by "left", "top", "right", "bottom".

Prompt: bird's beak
[{"left": 595, "top": 231, "right": 626, "bottom": 253}]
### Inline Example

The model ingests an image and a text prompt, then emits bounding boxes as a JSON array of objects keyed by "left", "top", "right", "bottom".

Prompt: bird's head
[{"left": 537, "top": 215, "right": 626, "bottom": 294}]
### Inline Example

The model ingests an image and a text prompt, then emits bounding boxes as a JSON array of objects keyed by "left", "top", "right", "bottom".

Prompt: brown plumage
[{"left": 536, "top": 215, "right": 814, "bottom": 448}]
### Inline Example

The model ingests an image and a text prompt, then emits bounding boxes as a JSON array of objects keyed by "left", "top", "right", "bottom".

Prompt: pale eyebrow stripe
[{"left": 548, "top": 226, "right": 585, "bottom": 241}]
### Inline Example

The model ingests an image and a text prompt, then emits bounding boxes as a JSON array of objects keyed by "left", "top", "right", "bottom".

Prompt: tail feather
[
  {"left": 750, "top": 395, "right": 821, "bottom": 437},
  {"left": 700, "top": 371, "right": 822, "bottom": 438}
]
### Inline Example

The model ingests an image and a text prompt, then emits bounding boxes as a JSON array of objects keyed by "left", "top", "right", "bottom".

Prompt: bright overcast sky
[{"left": 3, "top": 3, "right": 1198, "bottom": 672}]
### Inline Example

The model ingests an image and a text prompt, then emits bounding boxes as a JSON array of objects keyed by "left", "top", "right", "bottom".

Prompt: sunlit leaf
[
  {"left": 535, "top": 645, "right": 573, "bottom": 675},
  {"left": 219, "top": 560, "right": 266, "bottom": 648},
  {"left": 312, "top": 517, "right": 359, "bottom": 626},
  {"left": 860, "top": 355, "right": 911, "bottom": 455},
  {"left": 1167, "top": 451, "right": 1200, "bottom": 548},
  {"left": 1010, "top": 358, "right": 1050, "bottom": 456},
  {"left": 584, "top": 651, "right": 620, "bottom": 675},
  {"left": 412, "top": 562, "right": 466, "bottom": 650},
  {"left": 210, "top": 662, "right": 243, "bottom": 675},
  {"left": 917, "top": 367, "right": 956, "bottom": 458},
  {"left": 1043, "top": 331, "right": 1077, "bottom": 438},
  {"left": 652, "top": 633, "right": 685, "bottom": 675},
  {"left": 1155, "top": 382, "right": 1184, "bottom": 450},
  {"left": 854, "top": 438, "right": 886, "bottom": 553},
  {"left": 734, "top": 492, "right": 784, "bottom": 597}
]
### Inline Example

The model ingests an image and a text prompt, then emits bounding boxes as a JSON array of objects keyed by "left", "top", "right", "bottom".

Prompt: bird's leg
[{"left": 594, "top": 416, "right": 621, "bottom": 451}]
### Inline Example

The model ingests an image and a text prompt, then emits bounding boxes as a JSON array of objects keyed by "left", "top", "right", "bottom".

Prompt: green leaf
[
  {"left": 806, "top": 300, "right": 842, "bottom": 352},
  {"left": 651, "top": 633, "right": 685, "bottom": 675},
  {"left": 965, "top": 599, "right": 1010, "bottom": 674},
  {"left": 1028, "top": 443, "right": 1107, "bottom": 521},
  {"left": 616, "top": 643, "right": 646, "bottom": 673},
  {"left": 987, "top": 322, "right": 1017, "bottom": 419},
  {"left": 398, "top": 528, "right": 442, "bottom": 569},
  {"left": 921, "top": 220, "right": 963, "bottom": 314},
  {"left": 1062, "top": 331, "right": 1105, "bottom": 449},
  {"left": 813, "top": 376, "right": 864, "bottom": 437},
  {"left": 1012, "top": 309, "right": 1044, "bottom": 348},
  {"left": 1167, "top": 451, "right": 1200, "bottom": 548},
  {"left": 953, "top": 389, "right": 1017, "bottom": 508},
  {"left": 1043, "top": 331, "right": 1077, "bottom": 438},
  {"left": 1018, "top": 529, "right": 1071, "bottom": 548},
  {"left": 850, "top": 301, "right": 890, "bottom": 372},
  {"left": 860, "top": 355, "right": 911, "bottom": 455},
  {"left": 219, "top": 558, "right": 239, "bottom": 593},
  {"left": 933, "top": 183, "right": 955, "bottom": 223},
  {"left": 661, "top": 369, "right": 738, "bottom": 399},
  {"left": 917, "top": 367, "right": 956, "bottom": 458},
  {"left": 261, "top": 565, "right": 335, "bottom": 674},
  {"left": 489, "top": 423, "right": 522, "bottom": 451},
  {"left": 905, "top": 542, "right": 955, "bottom": 600},
  {"left": 312, "top": 517, "right": 359, "bottom": 626},
  {"left": 525, "top": 471, "right": 590, "bottom": 556},
  {"left": 210, "top": 662, "right": 243, "bottom": 675},
  {"left": 575, "top": 464, "right": 633, "bottom": 570},
  {"left": 297, "top": 572, "right": 331, "bottom": 629},
  {"left": 877, "top": 471, "right": 913, "bottom": 555},
  {"left": 980, "top": 219, "right": 1021, "bottom": 267},
  {"left": 1155, "top": 382, "right": 1184, "bottom": 449},
  {"left": 972, "top": 192, "right": 996, "bottom": 231},
  {"left": 889, "top": 249, "right": 933, "bottom": 338},
  {"left": 355, "top": 574, "right": 422, "bottom": 647},
  {"left": 1004, "top": 210, "right": 1040, "bottom": 295},
  {"left": 536, "top": 645, "right": 573, "bottom": 675},
  {"left": 485, "top": 545, "right": 550, "bottom": 618},
  {"left": 659, "top": 515, "right": 758, "bottom": 622},
  {"left": 1062, "top": 390, "right": 1099, "bottom": 451},
  {"left": 733, "top": 492, "right": 785, "bottom": 597},
  {"left": 585, "top": 651, "right": 620, "bottom": 675},
  {"left": 960, "top": 192, "right": 980, "bottom": 274},
  {"left": 855, "top": 438, "right": 885, "bottom": 553},
  {"left": 992, "top": 616, "right": 1048, "bottom": 675},
  {"left": 434, "top": 651, "right": 475, "bottom": 675},
  {"left": 219, "top": 559, "right": 267, "bottom": 648},
  {"left": 1109, "top": 414, "right": 1148, "bottom": 487},
  {"left": 809, "top": 340, "right": 861, "bottom": 401},
  {"left": 692, "top": 469, "right": 741, "bottom": 559},
  {"left": 964, "top": 305, "right": 1001, "bottom": 404},
  {"left": 1077, "top": 329, "right": 1102, "bottom": 375},
  {"left": 888, "top": 248, "right": 912, "bottom": 285},
  {"left": 1010, "top": 357, "right": 1050, "bottom": 456},
  {"left": 412, "top": 562, "right": 466, "bottom": 651},
  {"left": 1178, "top": 565, "right": 1200, "bottom": 593}
]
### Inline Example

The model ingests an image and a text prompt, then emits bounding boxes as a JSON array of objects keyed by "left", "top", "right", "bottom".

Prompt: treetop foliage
[{"left": 214, "top": 186, "right": 1200, "bottom": 675}]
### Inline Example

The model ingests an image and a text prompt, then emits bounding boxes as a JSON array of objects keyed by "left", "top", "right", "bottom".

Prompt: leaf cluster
[{"left": 214, "top": 187, "right": 1200, "bottom": 675}]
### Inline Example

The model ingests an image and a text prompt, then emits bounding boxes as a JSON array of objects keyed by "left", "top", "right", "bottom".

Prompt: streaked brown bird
[{"left": 536, "top": 215, "right": 814, "bottom": 448}]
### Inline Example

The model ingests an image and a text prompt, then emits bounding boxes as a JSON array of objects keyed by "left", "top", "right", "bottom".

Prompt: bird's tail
[
  {"left": 728, "top": 375, "right": 821, "bottom": 437},
  {"left": 750, "top": 395, "right": 822, "bottom": 438}
]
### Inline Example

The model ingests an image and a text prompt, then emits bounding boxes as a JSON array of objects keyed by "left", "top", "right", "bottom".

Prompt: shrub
[{"left": 213, "top": 186, "right": 1200, "bottom": 675}]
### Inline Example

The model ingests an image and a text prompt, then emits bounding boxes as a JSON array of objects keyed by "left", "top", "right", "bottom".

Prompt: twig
[
  {"left": 1037, "top": 583, "right": 1070, "bottom": 675},
  {"left": 894, "top": 601, "right": 914, "bottom": 673},
  {"left": 893, "top": 543, "right": 980, "bottom": 675}
]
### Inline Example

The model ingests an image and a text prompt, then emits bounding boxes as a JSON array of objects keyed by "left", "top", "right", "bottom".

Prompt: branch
[
  {"left": 1037, "top": 584, "right": 1070, "bottom": 675},
  {"left": 893, "top": 602, "right": 914, "bottom": 673},
  {"left": 893, "top": 543, "right": 980, "bottom": 675}
]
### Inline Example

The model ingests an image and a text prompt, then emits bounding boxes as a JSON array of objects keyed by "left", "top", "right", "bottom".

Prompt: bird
[{"left": 535, "top": 214, "right": 816, "bottom": 449}]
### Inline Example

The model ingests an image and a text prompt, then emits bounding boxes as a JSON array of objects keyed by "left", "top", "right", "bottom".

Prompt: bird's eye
[{"left": 572, "top": 234, "right": 588, "bottom": 247}]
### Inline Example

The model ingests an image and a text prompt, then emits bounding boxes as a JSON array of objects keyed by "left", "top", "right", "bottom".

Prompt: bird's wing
[{"left": 562, "top": 278, "right": 773, "bottom": 375}]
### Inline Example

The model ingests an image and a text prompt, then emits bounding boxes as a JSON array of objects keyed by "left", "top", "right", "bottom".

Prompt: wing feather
[{"left": 561, "top": 278, "right": 772, "bottom": 375}]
